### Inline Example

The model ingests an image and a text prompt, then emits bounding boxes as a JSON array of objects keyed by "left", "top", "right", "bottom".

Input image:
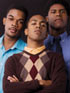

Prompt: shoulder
[
  {"left": 47, "top": 50, "right": 64, "bottom": 64},
  {"left": 0, "top": 35, "right": 4, "bottom": 43},
  {"left": 5, "top": 52, "right": 23, "bottom": 66},
  {"left": 62, "top": 35, "right": 70, "bottom": 47},
  {"left": 17, "top": 38, "right": 26, "bottom": 46}
]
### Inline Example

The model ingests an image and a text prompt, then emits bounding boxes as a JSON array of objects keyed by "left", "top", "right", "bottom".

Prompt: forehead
[
  {"left": 29, "top": 15, "right": 46, "bottom": 22},
  {"left": 49, "top": 4, "right": 66, "bottom": 10},
  {"left": 7, "top": 9, "right": 25, "bottom": 18}
]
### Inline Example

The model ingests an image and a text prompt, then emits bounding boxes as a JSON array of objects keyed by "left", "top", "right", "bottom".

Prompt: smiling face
[
  {"left": 25, "top": 15, "right": 47, "bottom": 42},
  {"left": 46, "top": 4, "right": 68, "bottom": 31},
  {"left": 3, "top": 9, "right": 25, "bottom": 39}
]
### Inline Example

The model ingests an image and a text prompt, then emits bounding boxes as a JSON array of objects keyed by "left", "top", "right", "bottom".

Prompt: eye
[
  {"left": 41, "top": 23, "right": 46, "bottom": 27},
  {"left": 50, "top": 10, "right": 56, "bottom": 14},
  {"left": 31, "top": 22, "right": 36, "bottom": 25},
  {"left": 18, "top": 20, "right": 24, "bottom": 24},
  {"left": 60, "top": 10, "right": 66, "bottom": 14},
  {"left": 8, "top": 17, "right": 14, "bottom": 21}
]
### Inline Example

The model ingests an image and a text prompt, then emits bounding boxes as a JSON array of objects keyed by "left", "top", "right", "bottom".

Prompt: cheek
[
  {"left": 5, "top": 24, "right": 9, "bottom": 30},
  {"left": 18, "top": 24, "right": 23, "bottom": 30},
  {"left": 48, "top": 18, "right": 54, "bottom": 24}
]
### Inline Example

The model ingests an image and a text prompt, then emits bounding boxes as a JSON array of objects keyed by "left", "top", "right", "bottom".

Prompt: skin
[
  {"left": 46, "top": 4, "right": 68, "bottom": 37},
  {"left": 3, "top": 9, "right": 25, "bottom": 50},
  {"left": 7, "top": 15, "right": 52, "bottom": 86},
  {"left": 25, "top": 15, "right": 47, "bottom": 48}
]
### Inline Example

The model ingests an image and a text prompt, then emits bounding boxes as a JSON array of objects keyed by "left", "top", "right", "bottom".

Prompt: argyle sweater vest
[
  {"left": 3, "top": 48, "right": 66, "bottom": 93},
  {"left": 19, "top": 49, "right": 50, "bottom": 81}
]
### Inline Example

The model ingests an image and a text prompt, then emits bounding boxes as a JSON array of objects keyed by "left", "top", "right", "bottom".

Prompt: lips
[
  {"left": 34, "top": 30, "right": 41, "bottom": 33},
  {"left": 55, "top": 19, "right": 63, "bottom": 22},
  {"left": 9, "top": 28, "right": 17, "bottom": 33}
]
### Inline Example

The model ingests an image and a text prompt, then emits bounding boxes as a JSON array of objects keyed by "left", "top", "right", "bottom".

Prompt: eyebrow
[
  {"left": 50, "top": 8, "right": 65, "bottom": 11},
  {"left": 7, "top": 15, "right": 24, "bottom": 20},
  {"left": 31, "top": 19, "right": 46, "bottom": 23}
]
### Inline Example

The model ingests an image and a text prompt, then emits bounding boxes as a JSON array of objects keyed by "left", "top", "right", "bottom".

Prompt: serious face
[
  {"left": 46, "top": 4, "right": 68, "bottom": 30},
  {"left": 3, "top": 9, "right": 25, "bottom": 38},
  {"left": 25, "top": 15, "right": 47, "bottom": 42}
]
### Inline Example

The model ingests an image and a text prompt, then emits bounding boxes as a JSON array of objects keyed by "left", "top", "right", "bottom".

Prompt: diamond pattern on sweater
[
  {"left": 30, "top": 56, "right": 39, "bottom": 63},
  {"left": 20, "top": 51, "right": 49, "bottom": 81},
  {"left": 39, "top": 51, "right": 50, "bottom": 64},
  {"left": 30, "top": 65, "right": 38, "bottom": 79},
  {"left": 34, "top": 58, "right": 43, "bottom": 71},
  {"left": 24, "top": 59, "right": 33, "bottom": 72},
  {"left": 20, "top": 54, "right": 29, "bottom": 66},
  {"left": 25, "top": 74, "right": 32, "bottom": 81},
  {"left": 35, "top": 73, "right": 42, "bottom": 80},
  {"left": 39, "top": 65, "right": 47, "bottom": 79},
  {"left": 20, "top": 67, "right": 28, "bottom": 81}
]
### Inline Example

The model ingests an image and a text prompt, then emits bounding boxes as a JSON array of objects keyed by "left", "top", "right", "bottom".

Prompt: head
[
  {"left": 25, "top": 14, "right": 47, "bottom": 42},
  {"left": 45, "top": 0, "right": 70, "bottom": 35},
  {"left": 3, "top": 5, "right": 28, "bottom": 39}
]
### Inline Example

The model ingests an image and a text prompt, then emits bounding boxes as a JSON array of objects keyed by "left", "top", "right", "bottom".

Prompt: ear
[
  {"left": 24, "top": 28, "right": 28, "bottom": 36},
  {"left": 3, "top": 17, "right": 6, "bottom": 25},
  {"left": 45, "top": 16, "right": 48, "bottom": 22}
]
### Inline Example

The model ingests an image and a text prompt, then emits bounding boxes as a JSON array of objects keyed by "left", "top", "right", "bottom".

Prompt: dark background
[{"left": 0, "top": 0, "right": 70, "bottom": 40}]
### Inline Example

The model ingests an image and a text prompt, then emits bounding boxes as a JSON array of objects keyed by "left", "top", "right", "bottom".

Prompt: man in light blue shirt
[
  {"left": 0, "top": 5, "right": 28, "bottom": 93},
  {"left": 44, "top": 0, "right": 70, "bottom": 92}
]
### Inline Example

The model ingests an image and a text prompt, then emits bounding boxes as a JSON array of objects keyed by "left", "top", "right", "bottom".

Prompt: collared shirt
[
  {"left": 62, "top": 35, "right": 70, "bottom": 93},
  {"left": 44, "top": 32, "right": 70, "bottom": 93},
  {"left": 0, "top": 35, "right": 26, "bottom": 93},
  {"left": 24, "top": 45, "right": 46, "bottom": 54},
  {"left": 44, "top": 32, "right": 67, "bottom": 52}
]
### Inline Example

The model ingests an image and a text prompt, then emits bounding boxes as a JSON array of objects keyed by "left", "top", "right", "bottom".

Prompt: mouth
[
  {"left": 9, "top": 28, "right": 17, "bottom": 33},
  {"left": 34, "top": 30, "right": 41, "bottom": 34},
  {"left": 55, "top": 19, "right": 63, "bottom": 22}
]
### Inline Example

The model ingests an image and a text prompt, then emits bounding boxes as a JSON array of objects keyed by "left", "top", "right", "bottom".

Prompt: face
[
  {"left": 3, "top": 9, "right": 25, "bottom": 38},
  {"left": 25, "top": 15, "right": 47, "bottom": 41},
  {"left": 46, "top": 4, "right": 68, "bottom": 30}
]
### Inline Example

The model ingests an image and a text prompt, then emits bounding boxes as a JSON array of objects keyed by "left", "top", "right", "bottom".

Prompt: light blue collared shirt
[
  {"left": 0, "top": 35, "right": 26, "bottom": 93},
  {"left": 44, "top": 32, "right": 70, "bottom": 93}
]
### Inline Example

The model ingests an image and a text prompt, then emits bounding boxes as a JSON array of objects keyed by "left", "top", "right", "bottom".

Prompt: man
[
  {"left": 0, "top": 5, "right": 27, "bottom": 93},
  {"left": 44, "top": 0, "right": 70, "bottom": 92},
  {"left": 3, "top": 14, "right": 66, "bottom": 93}
]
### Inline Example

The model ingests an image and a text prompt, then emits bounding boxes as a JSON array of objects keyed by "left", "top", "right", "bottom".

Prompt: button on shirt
[
  {"left": 0, "top": 35, "right": 26, "bottom": 93},
  {"left": 44, "top": 32, "right": 70, "bottom": 93}
]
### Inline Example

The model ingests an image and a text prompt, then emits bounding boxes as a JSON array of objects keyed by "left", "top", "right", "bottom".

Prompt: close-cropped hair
[
  {"left": 5, "top": 4, "right": 28, "bottom": 22},
  {"left": 26, "top": 12, "right": 46, "bottom": 27},
  {"left": 45, "top": 0, "right": 70, "bottom": 16}
]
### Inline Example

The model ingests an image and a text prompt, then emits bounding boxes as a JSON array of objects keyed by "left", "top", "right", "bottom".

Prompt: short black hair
[
  {"left": 45, "top": 0, "right": 70, "bottom": 16},
  {"left": 26, "top": 12, "right": 46, "bottom": 27},
  {"left": 5, "top": 4, "right": 28, "bottom": 22}
]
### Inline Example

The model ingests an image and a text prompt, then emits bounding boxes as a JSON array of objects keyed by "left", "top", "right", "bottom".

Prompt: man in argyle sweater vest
[{"left": 3, "top": 14, "right": 67, "bottom": 93}]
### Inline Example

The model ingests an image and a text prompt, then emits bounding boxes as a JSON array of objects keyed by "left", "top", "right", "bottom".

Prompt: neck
[
  {"left": 49, "top": 27, "right": 65, "bottom": 37},
  {"left": 27, "top": 38, "right": 44, "bottom": 49},
  {"left": 3, "top": 35, "right": 18, "bottom": 50}
]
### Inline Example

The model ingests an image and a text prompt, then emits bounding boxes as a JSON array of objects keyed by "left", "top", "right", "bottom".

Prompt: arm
[
  {"left": 3, "top": 56, "right": 41, "bottom": 93},
  {"left": 35, "top": 54, "right": 67, "bottom": 93}
]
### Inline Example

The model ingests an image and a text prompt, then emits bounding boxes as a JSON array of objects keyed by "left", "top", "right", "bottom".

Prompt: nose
[
  {"left": 12, "top": 20, "right": 18, "bottom": 27},
  {"left": 56, "top": 11, "right": 61, "bottom": 16},
  {"left": 36, "top": 23, "right": 40, "bottom": 28}
]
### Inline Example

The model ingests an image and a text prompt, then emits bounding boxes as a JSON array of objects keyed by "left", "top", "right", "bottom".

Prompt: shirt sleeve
[
  {"left": 35, "top": 53, "right": 67, "bottom": 93},
  {"left": 3, "top": 56, "right": 41, "bottom": 93}
]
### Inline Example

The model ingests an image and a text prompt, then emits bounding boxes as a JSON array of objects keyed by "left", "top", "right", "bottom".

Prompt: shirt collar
[
  {"left": 0, "top": 35, "right": 4, "bottom": 44},
  {"left": 11, "top": 38, "right": 26, "bottom": 50},
  {"left": 0, "top": 35, "right": 4, "bottom": 48},
  {"left": 0, "top": 35, "right": 26, "bottom": 50},
  {"left": 48, "top": 32, "right": 67, "bottom": 44},
  {"left": 24, "top": 45, "right": 46, "bottom": 54}
]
